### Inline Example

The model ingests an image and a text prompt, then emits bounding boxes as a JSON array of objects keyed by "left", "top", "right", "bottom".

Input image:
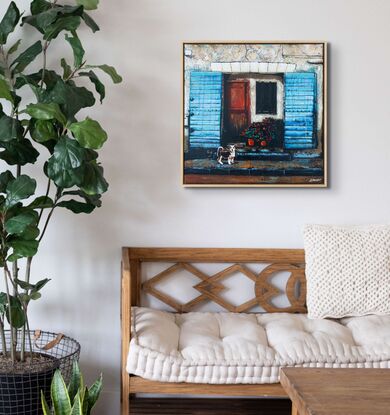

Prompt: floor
[{"left": 131, "top": 398, "right": 291, "bottom": 414}]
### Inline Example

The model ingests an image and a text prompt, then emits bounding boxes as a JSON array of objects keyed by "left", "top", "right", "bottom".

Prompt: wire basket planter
[{"left": 0, "top": 330, "right": 80, "bottom": 415}]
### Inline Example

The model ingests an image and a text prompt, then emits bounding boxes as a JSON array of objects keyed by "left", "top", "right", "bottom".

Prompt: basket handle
[{"left": 33, "top": 330, "right": 64, "bottom": 351}]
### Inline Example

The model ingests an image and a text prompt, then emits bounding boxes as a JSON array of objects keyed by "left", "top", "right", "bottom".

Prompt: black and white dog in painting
[{"left": 217, "top": 145, "right": 236, "bottom": 165}]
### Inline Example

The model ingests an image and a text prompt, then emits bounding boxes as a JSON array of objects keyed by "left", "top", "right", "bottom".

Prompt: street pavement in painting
[{"left": 184, "top": 157, "right": 323, "bottom": 176}]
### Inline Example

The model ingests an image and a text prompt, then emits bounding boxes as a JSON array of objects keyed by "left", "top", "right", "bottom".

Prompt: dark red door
[{"left": 224, "top": 80, "right": 251, "bottom": 142}]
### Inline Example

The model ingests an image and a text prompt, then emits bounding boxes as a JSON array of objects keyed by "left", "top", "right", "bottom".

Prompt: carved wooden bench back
[{"left": 125, "top": 248, "right": 306, "bottom": 313}]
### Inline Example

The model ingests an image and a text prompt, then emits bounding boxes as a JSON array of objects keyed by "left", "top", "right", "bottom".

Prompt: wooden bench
[{"left": 121, "top": 247, "right": 307, "bottom": 414}]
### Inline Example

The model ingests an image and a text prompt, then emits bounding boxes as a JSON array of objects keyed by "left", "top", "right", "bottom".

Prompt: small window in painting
[{"left": 256, "top": 82, "right": 277, "bottom": 115}]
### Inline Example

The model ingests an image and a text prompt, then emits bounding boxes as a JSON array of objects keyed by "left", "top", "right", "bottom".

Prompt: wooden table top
[{"left": 280, "top": 368, "right": 390, "bottom": 415}]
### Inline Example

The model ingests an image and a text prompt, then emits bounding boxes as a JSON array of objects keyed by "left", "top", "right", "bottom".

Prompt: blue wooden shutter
[
  {"left": 189, "top": 71, "right": 222, "bottom": 148},
  {"left": 284, "top": 72, "right": 317, "bottom": 149}
]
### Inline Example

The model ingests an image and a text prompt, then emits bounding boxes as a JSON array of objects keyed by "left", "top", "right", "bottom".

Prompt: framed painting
[{"left": 182, "top": 41, "right": 327, "bottom": 187}]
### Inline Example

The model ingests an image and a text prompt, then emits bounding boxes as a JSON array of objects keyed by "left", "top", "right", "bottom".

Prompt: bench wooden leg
[
  {"left": 121, "top": 374, "right": 130, "bottom": 415},
  {"left": 122, "top": 397, "right": 129, "bottom": 415},
  {"left": 291, "top": 403, "right": 299, "bottom": 415}
]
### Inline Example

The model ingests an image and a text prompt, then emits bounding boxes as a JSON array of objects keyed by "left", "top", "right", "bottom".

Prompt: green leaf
[
  {"left": 5, "top": 211, "right": 37, "bottom": 235},
  {"left": 86, "top": 374, "right": 102, "bottom": 414},
  {"left": 76, "top": 0, "right": 99, "bottom": 10},
  {"left": 11, "top": 41, "right": 43, "bottom": 73},
  {"left": 8, "top": 239, "right": 39, "bottom": 260},
  {"left": 68, "top": 361, "right": 84, "bottom": 403},
  {"left": 19, "top": 293, "right": 30, "bottom": 303},
  {"left": 31, "top": 119, "right": 57, "bottom": 143},
  {"left": 61, "top": 58, "right": 72, "bottom": 79},
  {"left": 22, "top": 9, "right": 57, "bottom": 34},
  {"left": 82, "top": 12, "right": 99, "bottom": 32},
  {"left": 47, "top": 164, "right": 84, "bottom": 189},
  {"left": 79, "top": 70, "right": 105, "bottom": 103},
  {"left": 57, "top": 199, "right": 95, "bottom": 214},
  {"left": 14, "top": 73, "right": 40, "bottom": 90},
  {"left": 47, "top": 136, "right": 85, "bottom": 188},
  {"left": 44, "top": 15, "right": 81, "bottom": 41},
  {"left": 0, "top": 292, "right": 7, "bottom": 315},
  {"left": 51, "top": 370, "right": 72, "bottom": 415},
  {"left": 28, "top": 195, "right": 54, "bottom": 209},
  {"left": 69, "top": 118, "right": 107, "bottom": 150},
  {"left": 18, "top": 224, "right": 40, "bottom": 240},
  {"left": 82, "top": 388, "right": 89, "bottom": 414},
  {"left": 62, "top": 189, "right": 101, "bottom": 208},
  {"left": 34, "top": 278, "right": 50, "bottom": 292},
  {"left": 71, "top": 391, "right": 83, "bottom": 415},
  {"left": 20, "top": 291, "right": 42, "bottom": 302},
  {"left": 0, "top": 139, "right": 39, "bottom": 165},
  {"left": 0, "top": 170, "right": 15, "bottom": 193},
  {"left": 15, "top": 278, "right": 35, "bottom": 290},
  {"left": 0, "top": 78, "right": 14, "bottom": 103},
  {"left": 5, "top": 175, "right": 37, "bottom": 208},
  {"left": 0, "top": 2, "right": 20, "bottom": 45},
  {"left": 8, "top": 39, "right": 21, "bottom": 55},
  {"left": 84, "top": 149, "right": 98, "bottom": 162},
  {"left": 26, "top": 102, "right": 67, "bottom": 125},
  {"left": 41, "top": 79, "right": 95, "bottom": 118},
  {"left": 17, "top": 278, "right": 50, "bottom": 293},
  {"left": 6, "top": 295, "right": 25, "bottom": 328},
  {"left": 0, "top": 114, "right": 23, "bottom": 142},
  {"left": 23, "top": 4, "right": 83, "bottom": 33},
  {"left": 31, "top": 0, "right": 52, "bottom": 15},
  {"left": 49, "top": 136, "right": 84, "bottom": 169},
  {"left": 41, "top": 391, "right": 51, "bottom": 415},
  {"left": 87, "top": 64, "right": 122, "bottom": 83},
  {"left": 30, "top": 291, "right": 41, "bottom": 300},
  {"left": 81, "top": 162, "right": 108, "bottom": 195},
  {"left": 65, "top": 31, "right": 85, "bottom": 68}
]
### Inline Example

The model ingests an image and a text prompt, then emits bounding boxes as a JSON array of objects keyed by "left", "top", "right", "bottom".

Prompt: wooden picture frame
[{"left": 182, "top": 41, "right": 328, "bottom": 188}]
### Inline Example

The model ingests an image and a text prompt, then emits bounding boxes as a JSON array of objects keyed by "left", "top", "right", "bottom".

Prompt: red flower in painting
[{"left": 240, "top": 118, "right": 278, "bottom": 149}]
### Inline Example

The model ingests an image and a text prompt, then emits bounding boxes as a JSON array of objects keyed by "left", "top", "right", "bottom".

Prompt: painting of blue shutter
[
  {"left": 189, "top": 71, "right": 222, "bottom": 148},
  {"left": 284, "top": 72, "right": 317, "bottom": 149}
]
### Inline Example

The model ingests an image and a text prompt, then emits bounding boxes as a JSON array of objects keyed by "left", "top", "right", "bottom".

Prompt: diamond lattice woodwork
[
  {"left": 122, "top": 248, "right": 306, "bottom": 415},
  {"left": 142, "top": 262, "right": 306, "bottom": 313}
]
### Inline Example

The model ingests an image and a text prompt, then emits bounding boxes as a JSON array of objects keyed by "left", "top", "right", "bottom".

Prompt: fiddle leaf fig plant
[{"left": 0, "top": 0, "right": 121, "bottom": 364}]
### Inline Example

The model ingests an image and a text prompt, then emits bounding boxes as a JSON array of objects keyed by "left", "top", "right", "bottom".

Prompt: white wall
[{"left": 1, "top": 0, "right": 390, "bottom": 412}]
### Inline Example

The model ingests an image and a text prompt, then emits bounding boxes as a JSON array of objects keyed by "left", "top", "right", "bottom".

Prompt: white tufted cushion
[
  {"left": 127, "top": 307, "right": 390, "bottom": 384},
  {"left": 303, "top": 224, "right": 390, "bottom": 319}
]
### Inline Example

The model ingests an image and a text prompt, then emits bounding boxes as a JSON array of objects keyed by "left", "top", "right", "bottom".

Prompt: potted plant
[
  {"left": 240, "top": 118, "right": 283, "bottom": 149},
  {"left": 0, "top": 0, "right": 121, "bottom": 413}
]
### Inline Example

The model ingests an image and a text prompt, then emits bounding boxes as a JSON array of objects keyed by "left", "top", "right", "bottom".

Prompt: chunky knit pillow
[{"left": 303, "top": 224, "right": 390, "bottom": 319}]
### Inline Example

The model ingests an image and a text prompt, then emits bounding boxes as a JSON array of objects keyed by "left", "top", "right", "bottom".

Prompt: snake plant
[{"left": 41, "top": 361, "right": 103, "bottom": 415}]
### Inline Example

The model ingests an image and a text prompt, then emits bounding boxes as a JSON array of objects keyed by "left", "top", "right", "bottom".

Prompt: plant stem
[
  {"left": 11, "top": 261, "right": 18, "bottom": 359},
  {"left": 20, "top": 256, "right": 33, "bottom": 362},
  {"left": 22, "top": 177, "right": 52, "bottom": 359},
  {"left": 38, "top": 189, "right": 61, "bottom": 243},
  {"left": 64, "top": 65, "right": 83, "bottom": 82},
  {"left": 40, "top": 41, "right": 50, "bottom": 88},
  {"left": 38, "top": 179, "right": 51, "bottom": 224},
  {"left": 24, "top": 315, "right": 33, "bottom": 361},
  {"left": 10, "top": 156, "right": 22, "bottom": 358},
  {"left": 0, "top": 317, "right": 7, "bottom": 357},
  {"left": 3, "top": 267, "right": 15, "bottom": 363}
]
